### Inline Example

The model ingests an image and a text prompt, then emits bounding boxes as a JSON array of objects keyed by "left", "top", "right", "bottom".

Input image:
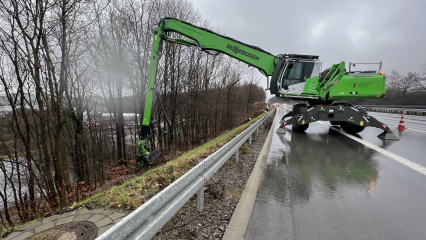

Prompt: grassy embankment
[{"left": 78, "top": 110, "right": 271, "bottom": 210}]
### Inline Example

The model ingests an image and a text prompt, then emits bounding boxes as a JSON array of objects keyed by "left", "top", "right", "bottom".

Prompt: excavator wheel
[
  {"left": 330, "top": 121, "right": 340, "bottom": 125},
  {"left": 339, "top": 122, "right": 365, "bottom": 134},
  {"left": 292, "top": 123, "right": 309, "bottom": 132},
  {"left": 293, "top": 103, "right": 309, "bottom": 115}
]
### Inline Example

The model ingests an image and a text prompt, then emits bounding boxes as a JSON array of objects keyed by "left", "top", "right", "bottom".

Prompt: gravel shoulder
[{"left": 153, "top": 117, "right": 273, "bottom": 240}]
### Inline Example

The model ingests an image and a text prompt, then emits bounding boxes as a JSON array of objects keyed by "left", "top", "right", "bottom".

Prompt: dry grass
[{"left": 239, "top": 146, "right": 251, "bottom": 154}]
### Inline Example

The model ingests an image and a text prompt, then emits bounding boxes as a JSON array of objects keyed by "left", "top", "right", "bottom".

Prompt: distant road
[{"left": 364, "top": 105, "right": 426, "bottom": 116}]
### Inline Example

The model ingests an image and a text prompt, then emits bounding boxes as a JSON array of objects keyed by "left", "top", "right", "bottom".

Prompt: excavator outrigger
[{"left": 136, "top": 18, "right": 398, "bottom": 167}]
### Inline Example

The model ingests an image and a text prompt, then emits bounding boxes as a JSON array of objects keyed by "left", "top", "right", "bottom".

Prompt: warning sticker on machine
[{"left": 357, "top": 81, "right": 372, "bottom": 88}]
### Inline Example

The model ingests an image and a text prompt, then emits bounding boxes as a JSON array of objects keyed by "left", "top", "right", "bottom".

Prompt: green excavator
[{"left": 136, "top": 18, "right": 398, "bottom": 167}]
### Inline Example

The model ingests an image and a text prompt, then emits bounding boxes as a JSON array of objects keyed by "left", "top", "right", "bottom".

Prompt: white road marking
[
  {"left": 394, "top": 127, "right": 426, "bottom": 133},
  {"left": 318, "top": 122, "right": 426, "bottom": 176}
]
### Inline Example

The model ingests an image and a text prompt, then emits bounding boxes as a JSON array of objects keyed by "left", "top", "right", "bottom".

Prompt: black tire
[
  {"left": 293, "top": 103, "right": 309, "bottom": 115},
  {"left": 339, "top": 122, "right": 365, "bottom": 134},
  {"left": 330, "top": 121, "right": 340, "bottom": 125},
  {"left": 292, "top": 123, "right": 309, "bottom": 132}
]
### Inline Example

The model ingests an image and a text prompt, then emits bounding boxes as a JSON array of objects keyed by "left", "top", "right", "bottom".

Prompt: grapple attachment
[
  {"left": 137, "top": 139, "right": 161, "bottom": 167},
  {"left": 137, "top": 149, "right": 161, "bottom": 167}
]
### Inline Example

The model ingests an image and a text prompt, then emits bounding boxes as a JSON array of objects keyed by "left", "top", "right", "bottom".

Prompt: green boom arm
[
  {"left": 157, "top": 18, "right": 278, "bottom": 75},
  {"left": 136, "top": 18, "right": 279, "bottom": 166}
]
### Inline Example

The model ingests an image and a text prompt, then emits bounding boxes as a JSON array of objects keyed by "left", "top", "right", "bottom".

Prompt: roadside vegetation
[
  {"left": 79, "top": 110, "right": 269, "bottom": 210},
  {"left": 0, "top": 0, "right": 268, "bottom": 231},
  {"left": 0, "top": 109, "right": 270, "bottom": 237}
]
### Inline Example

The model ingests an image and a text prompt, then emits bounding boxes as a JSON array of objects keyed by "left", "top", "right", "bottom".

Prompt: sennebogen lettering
[{"left": 226, "top": 44, "right": 260, "bottom": 61}]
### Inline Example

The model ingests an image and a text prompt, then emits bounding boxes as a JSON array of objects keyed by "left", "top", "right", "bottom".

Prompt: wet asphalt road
[{"left": 245, "top": 107, "right": 426, "bottom": 240}]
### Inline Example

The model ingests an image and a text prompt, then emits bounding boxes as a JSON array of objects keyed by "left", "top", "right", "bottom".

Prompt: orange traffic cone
[{"left": 396, "top": 115, "right": 407, "bottom": 129}]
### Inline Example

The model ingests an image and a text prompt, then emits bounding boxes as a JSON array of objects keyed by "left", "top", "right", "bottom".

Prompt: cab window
[
  {"left": 284, "top": 62, "right": 303, "bottom": 80},
  {"left": 281, "top": 62, "right": 303, "bottom": 88}
]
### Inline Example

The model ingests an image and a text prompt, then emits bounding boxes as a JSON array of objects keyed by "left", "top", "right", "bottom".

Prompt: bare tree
[
  {"left": 387, "top": 70, "right": 419, "bottom": 98},
  {"left": 0, "top": 0, "right": 268, "bottom": 224},
  {"left": 415, "top": 64, "right": 426, "bottom": 90}
]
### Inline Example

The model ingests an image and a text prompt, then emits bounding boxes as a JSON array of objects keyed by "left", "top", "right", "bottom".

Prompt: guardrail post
[
  {"left": 235, "top": 149, "right": 239, "bottom": 163},
  {"left": 249, "top": 134, "right": 252, "bottom": 145},
  {"left": 256, "top": 127, "right": 259, "bottom": 135},
  {"left": 197, "top": 185, "right": 204, "bottom": 212},
  {"left": 197, "top": 158, "right": 205, "bottom": 212}
]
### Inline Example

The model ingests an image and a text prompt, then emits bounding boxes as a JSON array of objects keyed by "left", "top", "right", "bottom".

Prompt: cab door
[
  {"left": 280, "top": 61, "right": 310, "bottom": 94},
  {"left": 280, "top": 61, "right": 321, "bottom": 94}
]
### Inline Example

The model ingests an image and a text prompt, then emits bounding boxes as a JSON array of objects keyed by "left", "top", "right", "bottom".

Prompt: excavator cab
[{"left": 271, "top": 54, "right": 321, "bottom": 97}]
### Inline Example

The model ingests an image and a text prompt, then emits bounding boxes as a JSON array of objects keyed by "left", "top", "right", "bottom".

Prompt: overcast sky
[{"left": 191, "top": 0, "right": 426, "bottom": 95}]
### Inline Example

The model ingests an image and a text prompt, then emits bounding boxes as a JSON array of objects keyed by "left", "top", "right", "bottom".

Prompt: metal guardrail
[
  {"left": 363, "top": 105, "right": 426, "bottom": 115},
  {"left": 97, "top": 108, "right": 275, "bottom": 240},
  {"left": 363, "top": 105, "right": 426, "bottom": 109}
]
